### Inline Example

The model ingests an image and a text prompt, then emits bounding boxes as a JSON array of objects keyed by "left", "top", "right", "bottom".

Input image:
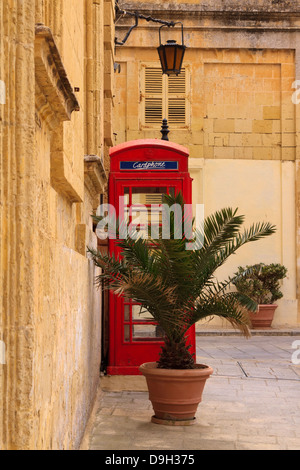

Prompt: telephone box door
[{"left": 107, "top": 140, "right": 195, "bottom": 375}]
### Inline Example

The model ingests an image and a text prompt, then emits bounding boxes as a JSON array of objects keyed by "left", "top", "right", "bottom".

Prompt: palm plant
[{"left": 88, "top": 192, "right": 276, "bottom": 370}]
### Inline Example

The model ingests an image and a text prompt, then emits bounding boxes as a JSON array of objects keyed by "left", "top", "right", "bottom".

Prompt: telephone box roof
[{"left": 109, "top": 139, "right": 189, "bottom": 158}]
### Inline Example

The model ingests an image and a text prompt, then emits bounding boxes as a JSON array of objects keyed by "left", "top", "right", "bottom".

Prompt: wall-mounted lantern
[{"left": 157, "top": 23, "right": 186, "bottom": 76}]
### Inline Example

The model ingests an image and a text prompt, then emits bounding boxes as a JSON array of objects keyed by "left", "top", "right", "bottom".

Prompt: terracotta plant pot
[
  {"left": 139, "top": 362, "right": 213, "bottom": 425},
  {"left": 249, "top": 304, "right": 278, "bottom": 329}
]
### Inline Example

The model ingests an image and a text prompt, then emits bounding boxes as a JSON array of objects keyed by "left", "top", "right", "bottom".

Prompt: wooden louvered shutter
[
  {"left": 168, "top": 69, "right": 186, "bottom": 124},
  {"left": 144, "top": 68, "right": 163, "bottom": 124},
  {"left": 143, "top": 66, "right": 187, "bottom": 126}
]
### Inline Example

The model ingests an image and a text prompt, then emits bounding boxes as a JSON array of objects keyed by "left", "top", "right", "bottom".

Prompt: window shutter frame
[{"left": 141, "top": 64, "right": 190, "bottom": 128}]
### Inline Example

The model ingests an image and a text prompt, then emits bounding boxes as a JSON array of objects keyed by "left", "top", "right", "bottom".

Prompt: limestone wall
[{"left": 0, "top": 0, "right": 114, "bottom": 450}]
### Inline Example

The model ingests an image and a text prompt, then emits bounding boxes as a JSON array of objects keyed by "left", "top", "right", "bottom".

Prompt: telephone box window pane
[
  {"left": 123, "top": 188, "right": 130, "bottom": 205},
  {"left": 132, "top": 324, "right": 163, "bottom": 341},
  {"left": 130, "top": 207, "right": 149, "bottom": 237},
  {"left": 124, "top": 304, "right": 130, "bottom": 321},
  {"left": 124, "top": 325, "right": 130, "bottom": 342},
  {"left": 131, "top": 187, "right": 167, "bottom": 205},
  {"left": 132, "top": 304, "right": 153, "bottom": 321},
  {"left": 150, "top": 206, "right": 163, "bottom": 226}
]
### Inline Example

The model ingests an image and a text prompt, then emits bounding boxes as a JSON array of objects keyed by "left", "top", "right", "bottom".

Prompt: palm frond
[
  {"left": 214, "top": 221, "right": 276, "bottom": 269},
  {"left": 87, "top": 246, "right": 129, "bottom": 288},
  {"left": 203, "top": 207, "right": 243, "bottom": 249},
  {"left": 192, "top": 291, "right": 252, "bottom": 337}
]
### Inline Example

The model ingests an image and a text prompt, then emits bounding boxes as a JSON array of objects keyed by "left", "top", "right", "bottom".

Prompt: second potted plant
[
  {"left": 88, "top": 193, "right": 276, "bottom": 425},
  {"left": 233, "top": 263, "right": 287, "bottom": 329}
]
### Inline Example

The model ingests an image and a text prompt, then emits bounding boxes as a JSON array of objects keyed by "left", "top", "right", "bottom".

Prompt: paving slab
[{"left": 83, "top": 334, "right": 300, "bottom": 451}]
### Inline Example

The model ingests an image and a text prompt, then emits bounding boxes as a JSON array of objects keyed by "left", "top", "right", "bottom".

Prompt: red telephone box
[{"left": 107, "top": 139, "right": 195, "bottom": 375}]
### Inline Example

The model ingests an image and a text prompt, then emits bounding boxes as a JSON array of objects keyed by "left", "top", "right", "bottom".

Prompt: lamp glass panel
[
  {"left": 175, "top": 46, "right": 185, "bottom": 71},
  {"left": 158, "top": 47, "right": 166, "bottom": 71},
  {"left": 165, "top": 46, "right": 176, "bottom": 71}
]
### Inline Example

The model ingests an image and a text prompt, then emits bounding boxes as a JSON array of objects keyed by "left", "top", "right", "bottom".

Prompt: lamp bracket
[
  {"left": 159, "top": 22, "right": 185, "bottom": 47},
  {"left": 115, "top": 1, "right": 175, "bottom": 45}
]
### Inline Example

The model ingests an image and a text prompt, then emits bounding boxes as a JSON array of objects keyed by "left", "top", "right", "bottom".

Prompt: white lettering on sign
[
  {"left": 120, "top": 161, "right": 178, "bottom": 170},
  {"left": 132, "top": 161, "right": 166, "bottom": 170}
]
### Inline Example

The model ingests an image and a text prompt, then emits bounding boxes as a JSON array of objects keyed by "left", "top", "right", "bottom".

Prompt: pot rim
[
  {"left": 257, "top": 304, "right": 278, "bottom": 307},
  {"left": 139, "top": 362, "right": 214, "bottom": 377},
  {"left": 250, "top": 304, "right": 278, "bottom": 314}
]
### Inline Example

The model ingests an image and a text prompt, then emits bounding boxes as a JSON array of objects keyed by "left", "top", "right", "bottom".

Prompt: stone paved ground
[{"left": 84, "top": 335, "right": 300, "bottom": 451}]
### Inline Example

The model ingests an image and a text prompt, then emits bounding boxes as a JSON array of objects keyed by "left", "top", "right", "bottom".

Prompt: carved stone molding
[
  {"left": 35, "top": 24, "right": 80, "bottom": 130},
  {"left": 116, "top": 2, "right": 300, "bottom": 38},
  {"left": 84, "top": 155, "right": 108, "bottom": 198},
  {"left": 35, "top": 24, "right": 83, "bottom": 203}
]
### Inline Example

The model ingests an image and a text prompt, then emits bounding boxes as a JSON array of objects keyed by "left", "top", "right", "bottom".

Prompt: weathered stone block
[
  {"left": 252, "top": 120, "right": 273, "bottom": 134},
  {"left": 213, "top": 119, "right": 235, "bottom": 133},
  {"left": 263, "top": 106, "right": 281, "bottom": 120}
]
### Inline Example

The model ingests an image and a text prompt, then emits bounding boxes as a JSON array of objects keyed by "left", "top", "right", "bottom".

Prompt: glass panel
[
  {"left": 150, "top": 205, "right": 163, "bottom": 226},
  {"left": 175, "top": 46, "right": 185, "bottom": 72},
  {"left": 124, "top": 304, "right": 130, "bottom": 321},
  {"left": 129, "top": 188, "right": 172, "bottom": 237},
  {"left": 165, "top": 45, "right": 176, "bottom": 71},
  {"left": 132, "top": 304, "right": 153, "bottom": 321},
  {"left": 132, "top": 324, "right": 163, "bottom": 340},
  {"left": 123, "top": 188, "right": 130, "bottom": 205},
  {"left": 120, "top": 189, "right": 130, "bottom": 229},
  {"left": 124, "top": 325, "right": 130, "bottom": 342},
  {"left": 131, "top": 187, "right": 167, "bottom": 205},
  {"left": 130, "top": 207, "right": 149, "bottom": 233}
]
